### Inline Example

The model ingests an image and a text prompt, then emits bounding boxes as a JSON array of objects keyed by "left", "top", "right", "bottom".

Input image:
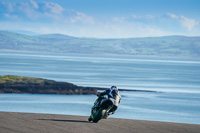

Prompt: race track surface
[{"left": 0, "top": 112, "right": 199, "bottom": 133}]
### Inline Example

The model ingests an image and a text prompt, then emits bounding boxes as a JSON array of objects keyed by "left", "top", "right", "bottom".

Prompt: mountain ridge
[{"left": 0, "top": 30, "right": 200, "bottom": 58}]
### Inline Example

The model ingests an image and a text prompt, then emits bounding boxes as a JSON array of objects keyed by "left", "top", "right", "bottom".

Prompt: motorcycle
[{"left": 88, "top": 96, "right": 113, "bottom": 123}]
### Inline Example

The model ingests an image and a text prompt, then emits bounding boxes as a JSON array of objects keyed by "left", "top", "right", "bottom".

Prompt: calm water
[{"left": 0, "top": 51, "right": 200, "bottom": 124}]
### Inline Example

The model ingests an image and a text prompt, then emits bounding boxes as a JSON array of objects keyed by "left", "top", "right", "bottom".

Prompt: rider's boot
[{"left": 104, "top": 110, "right": 110, "bottom": 119}]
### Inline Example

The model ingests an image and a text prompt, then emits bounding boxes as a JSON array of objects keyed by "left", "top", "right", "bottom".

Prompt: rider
[
  {"left": 97, "top": 85, "right": 121, "bottom": 116},
  {"left": 88, "top": 86, "right": 121, "bottom": 121}
]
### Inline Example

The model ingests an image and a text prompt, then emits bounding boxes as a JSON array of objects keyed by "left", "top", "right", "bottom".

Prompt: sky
[{"left": 0, "top": 0, "right": 200, "bottom": 38}]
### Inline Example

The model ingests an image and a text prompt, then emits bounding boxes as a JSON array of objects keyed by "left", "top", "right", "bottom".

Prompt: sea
[{"left": 0, "top": 51, "right": 200, "bottom": 124}]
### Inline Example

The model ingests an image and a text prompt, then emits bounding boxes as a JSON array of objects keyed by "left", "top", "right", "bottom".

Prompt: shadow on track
[{"left": 38, "top": 119, "right": 89, "bottom": 123}]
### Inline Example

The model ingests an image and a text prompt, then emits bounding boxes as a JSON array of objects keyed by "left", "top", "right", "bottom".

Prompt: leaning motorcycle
[{"left": 88, "top": 96, "right": 113, "bottom": 123}]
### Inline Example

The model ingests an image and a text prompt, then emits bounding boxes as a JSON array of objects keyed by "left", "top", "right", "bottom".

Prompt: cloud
[
  {"left": 104, "top": 13, "right": 200, "bottom": 38},
  {"left": 165, "top": 13, "right": 198, "bottom": 30},
  {"left": 132, "top": 14, "right": 155, "bottom": 20},
  {"left": 0, "top": 1, "right": 199, "bottom": 38},
  {"left": 179, "top": 16, "right": 198, "bottom": 30},
  {"left": 69, "top": 12, "right": 95, "bottom": 24},
  {"left": 30, "top": 0, "right": 38, "bottom": 9},
  {"left": 166, "top": 13, "right": 178, "bottom": 19},
  {"left": 0, "top": 0, "right": 94, "bottom": 24},
  {"left": 115, "top": 13, "right": 199, "bottom": 33},
  {"left": 43, "top": 2, "right": 64, "bottom": 14}
]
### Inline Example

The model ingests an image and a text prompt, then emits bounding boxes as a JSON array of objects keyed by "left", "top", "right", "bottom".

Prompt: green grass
[{"left": 0, "top": 75, "right": 43, "bottom": 84}]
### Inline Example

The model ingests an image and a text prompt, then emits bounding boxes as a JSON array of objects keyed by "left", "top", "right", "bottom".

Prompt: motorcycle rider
[
  {"left": 97, "top": 85, "right": 121, "bottom": 116},
  {"left": 89, "top": 86, "right": 121, "bottom": 120}
]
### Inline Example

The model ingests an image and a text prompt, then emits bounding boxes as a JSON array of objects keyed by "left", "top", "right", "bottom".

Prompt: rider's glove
[{"left": 96, "top": 92, "right": 101, "bottom": 97}]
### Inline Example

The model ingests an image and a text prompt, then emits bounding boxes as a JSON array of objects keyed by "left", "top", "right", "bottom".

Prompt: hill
[
  {"left": 0, "top": 75, "right": 98, "bottom": 95},
  {"left": 0, "top": 30, "right": 200, "bottom": 58}
]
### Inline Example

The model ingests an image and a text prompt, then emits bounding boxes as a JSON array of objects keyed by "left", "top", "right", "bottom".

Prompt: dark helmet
[
  {"left": 111, "top": 86, "right": 118, "bottom": 97},
  {"left": 111, "top": 85, "right": 118, "bottom": 91}
]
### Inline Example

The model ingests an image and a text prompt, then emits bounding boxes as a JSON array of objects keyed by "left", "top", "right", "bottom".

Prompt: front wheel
[
  {"left": 88, "top": 117, "right": 92, "bottom": 122},
  {"left": 92, "top": 108, "right": 104, "bottom": 123}
]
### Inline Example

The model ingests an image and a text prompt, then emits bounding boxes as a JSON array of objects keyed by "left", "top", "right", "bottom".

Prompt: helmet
[
  {"left": 111, "top": 85, "right": 118, "bottom": 91},
  {"left": 111, "top": 86, "right": 118, "bottom": 97}
]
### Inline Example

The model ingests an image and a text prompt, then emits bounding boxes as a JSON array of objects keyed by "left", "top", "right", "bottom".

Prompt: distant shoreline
[
  {"left": 1, "top": 49, "right": 200, "bottom": 60},
  {"left": 0, "top": 75, "right": 157, "bottom": 95},
  {"left": 0, "top": 75, "right": 98, "bottom": 95}
]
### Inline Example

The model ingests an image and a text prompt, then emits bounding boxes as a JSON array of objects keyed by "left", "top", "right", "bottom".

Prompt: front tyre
[
  {"left": 88, "top": 117, "right": 92, "bottom": 122},
  {"left": 92, "top": 108, "right": 103, "bottom": 123}
]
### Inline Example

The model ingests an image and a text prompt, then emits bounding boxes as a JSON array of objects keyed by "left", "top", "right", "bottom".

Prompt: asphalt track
[{"left": 0, "top": 112, "right": 199, "bottom": 133}]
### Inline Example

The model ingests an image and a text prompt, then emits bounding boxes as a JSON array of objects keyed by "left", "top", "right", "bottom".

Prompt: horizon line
[{"left": 1, "top": 30, "right": 200, "bottom": 39}]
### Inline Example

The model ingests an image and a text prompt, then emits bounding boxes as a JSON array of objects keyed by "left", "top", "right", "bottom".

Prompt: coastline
[
  {"left": 0, "top": 75, "right": 157, "bottom": 95},
  {"left": 0, "top": 112, "right": 199, "bottom": 133}
]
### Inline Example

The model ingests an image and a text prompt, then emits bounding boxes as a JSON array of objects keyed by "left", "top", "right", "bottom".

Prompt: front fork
[
  {"left": 89, "top": 98, "right": 113, "bottom": 120},
  {"left": 89, "top": 98, "right": 100, "bottom": 119}
]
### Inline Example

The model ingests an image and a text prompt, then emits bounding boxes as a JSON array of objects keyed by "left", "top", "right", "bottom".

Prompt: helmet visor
[{"left": 111, "top": 86, "right": 117, "bottom": 90}]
